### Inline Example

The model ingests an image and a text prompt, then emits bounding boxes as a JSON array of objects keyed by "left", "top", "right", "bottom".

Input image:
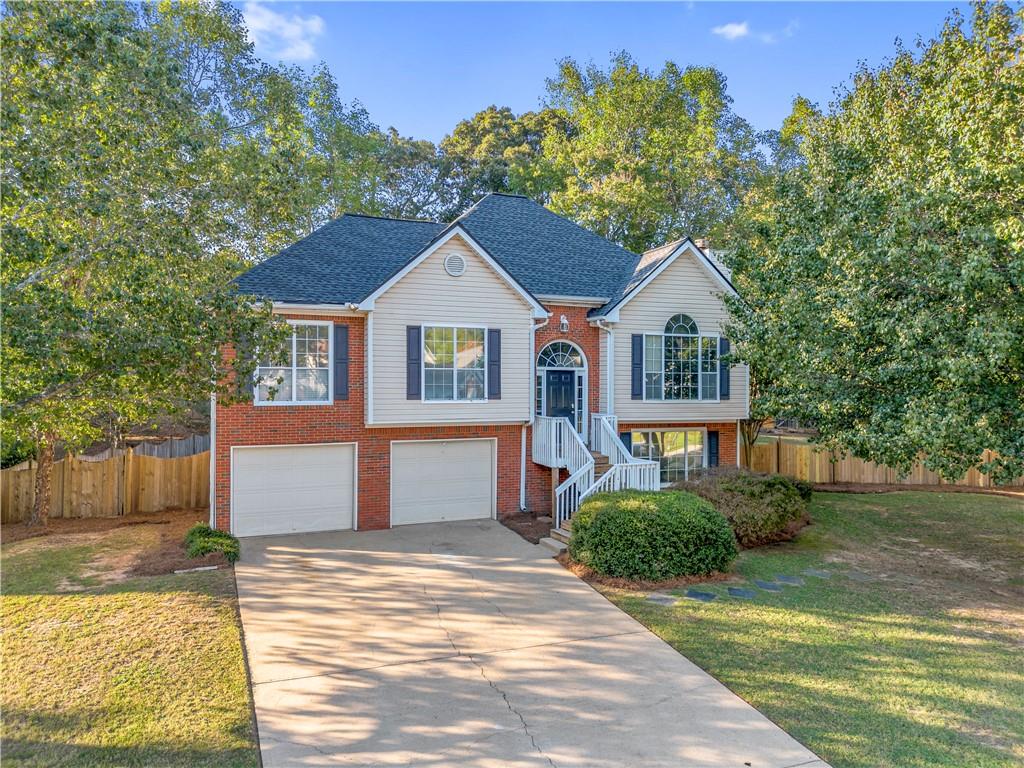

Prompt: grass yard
[
  {"left": 602, "top": 491, "right": 1024, "bottom": 768},
  {"left": 1, "top": 512, "right": 258, "bottom": 767}
]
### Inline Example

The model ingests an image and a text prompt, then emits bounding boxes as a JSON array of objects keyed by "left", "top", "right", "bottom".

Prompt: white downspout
[
  {"left": 524, "top": 315, "right": 551, "bottom": 511},
  {"left": 365, "top": 311, "right": 374, "bottom": 424},
  {"left": 208, "top": 393, "right": 216, "bottom": 527}
]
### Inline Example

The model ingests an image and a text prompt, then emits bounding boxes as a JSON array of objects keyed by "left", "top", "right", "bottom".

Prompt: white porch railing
[{"left": 541, "top": 414, "right": 660, "bottom": 532}]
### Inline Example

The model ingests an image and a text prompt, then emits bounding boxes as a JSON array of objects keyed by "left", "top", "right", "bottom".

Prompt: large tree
[
  {"left": 438, "top": 105, "right": 567, "bottom": 217},
  {"left": 542, "top": 53, "right": 763, "bottom": 253},
  {"left": 725, "top": 2, "right": 1024, "bottom": 482},
  {"left": 1, "top": 0, "right": 294, "bottom": 523}
]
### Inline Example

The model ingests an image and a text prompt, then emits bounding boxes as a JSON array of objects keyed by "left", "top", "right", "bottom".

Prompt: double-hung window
[
  {"left": 644, "top": 314, "right": 718, "bottom": 401},
  {"left": 423, "top": 326, "right": 486, "bottom": 401},
  {"left": 255, "top": 322, "right": 331, "bottom": 404}
]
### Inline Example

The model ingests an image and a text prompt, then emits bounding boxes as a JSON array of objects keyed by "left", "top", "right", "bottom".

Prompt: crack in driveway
[{"left": 422, "top": 582, "right": 558, "bottom": 768}]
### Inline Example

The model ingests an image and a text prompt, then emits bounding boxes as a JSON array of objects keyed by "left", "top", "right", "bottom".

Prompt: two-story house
[{"left": 212, "top": 193, "right": 748, "bottom": 538}]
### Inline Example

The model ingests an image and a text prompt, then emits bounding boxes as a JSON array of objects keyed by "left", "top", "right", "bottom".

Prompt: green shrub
[
  {"left": 568, "top": 490, "right": 737, "bottom": 581},
  {"left": 184, "top": 524, "right": 240, "bottom": 563},
  {"left": 678, "top": 469, "right": 810, "bottom": 548}
]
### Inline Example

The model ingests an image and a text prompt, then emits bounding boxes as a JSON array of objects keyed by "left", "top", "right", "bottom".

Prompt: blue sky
[{"left": 240, "top": 2, "right": 968, "bottom": 142}]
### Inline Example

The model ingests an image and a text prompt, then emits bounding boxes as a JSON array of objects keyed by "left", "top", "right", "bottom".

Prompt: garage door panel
[
  {"left": 233, "top": 444, "right": 355, "bottom": 537},
  {"left": 391, "top": 440, "right": 494, "bottom": 525}
]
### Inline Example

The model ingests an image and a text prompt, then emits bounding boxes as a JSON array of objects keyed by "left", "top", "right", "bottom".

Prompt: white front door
[
  {"left": 231, "top": 444, "right": 356, "bottom": 536},
  {"left": 390, "top": 439, "right": 495, "bottom": 525}
]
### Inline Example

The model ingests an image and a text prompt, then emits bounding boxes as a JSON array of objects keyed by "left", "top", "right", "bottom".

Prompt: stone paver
[
  {"left": 727, "top": 586, "right": 758, "bottom": 599},
  {"left": 236, "top": 520, "right": 829, "bottom": 768},
  {"left": 754, "top": 579, "right": 784, "bottom": 592},
  {"left": 684, "top": 589, "right": 717, "bottom": 602},
  {"left": 775, "top": 574, "right": 805, "bottom": 586}
]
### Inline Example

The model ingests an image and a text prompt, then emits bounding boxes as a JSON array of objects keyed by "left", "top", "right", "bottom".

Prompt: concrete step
[
  {"left": 538, "top": 537, "right": 567, "bottom": 555},
  {"left": 550, "top": 527, "right": 571, "bottom": 544}
]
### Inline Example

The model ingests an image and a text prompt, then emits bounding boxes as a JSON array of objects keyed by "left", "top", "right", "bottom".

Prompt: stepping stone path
[
  {"left": 753, "top": 579, "right": 783, "bottom": 592},
  {"left": 802, "top": 568, "right": 832, "bottom": 579},
  {"left": 684, "top": 589, "right": 717, "bottom": 603},
  {"left": 775, "top": 574, "right": 804, "bottom": 586},
  {"left": 727, "top": 587, "right": 758, "bottom": 599},
  {"left": 646, "top": 592, "right": 678, "bottom": 606}
]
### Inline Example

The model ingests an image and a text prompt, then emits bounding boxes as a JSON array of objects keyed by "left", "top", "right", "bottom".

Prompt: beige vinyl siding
[
  {"left": 611, "top": 251, "right": 750, "bottom": 421},
  {"left": 371, "top": 235, "right": 534, "bottom": 424}
]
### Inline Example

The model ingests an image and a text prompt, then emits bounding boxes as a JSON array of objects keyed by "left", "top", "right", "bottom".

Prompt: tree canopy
[{"left": 725, "top": 1, "right": 1024, "bottom": 482}]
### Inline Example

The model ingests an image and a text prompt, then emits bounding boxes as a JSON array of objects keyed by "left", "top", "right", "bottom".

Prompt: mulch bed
[
  {"left": 556, "top": 551, "right": 730, "bottom": 592},
  {"left": 2, "top": 509, "right": 227, "bottom": 575},
  {"left": 499, "top": 511, "right": 554, "bottom": 544}
]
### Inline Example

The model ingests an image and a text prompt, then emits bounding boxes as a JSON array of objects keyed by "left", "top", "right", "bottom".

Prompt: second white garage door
[
  {"left": 390, "top": 439, "right": 495, "bottom": 525},
  {"left": 232, "top": 443, "right": 356, "bottom": 537}
]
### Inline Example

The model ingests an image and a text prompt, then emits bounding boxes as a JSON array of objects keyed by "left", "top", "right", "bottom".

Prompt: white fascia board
[
  {"left": 600, "top": 239, "right": 737, "bottom": 322},
  {"left": 535, "top": 295, "right": 609, "bottom": 307},
  {"left": 272, "top": 302, "right": 363, "bottom": 316},
  {"left": 358, "top": 226, "right": 550, "bottom": 319}
]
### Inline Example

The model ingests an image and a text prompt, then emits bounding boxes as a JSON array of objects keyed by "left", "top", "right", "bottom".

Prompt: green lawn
[
  {"left": 2, "top": 520, "right": 259, "bottom": 767},
  {"left": 602, "top": 491, "right": 1024, "bottom": 768}
]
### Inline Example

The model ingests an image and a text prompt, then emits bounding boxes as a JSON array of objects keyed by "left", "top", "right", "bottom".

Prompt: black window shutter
[
  {"left": 486, "top": 329, "right": 501, "bottom": 399},
  {"left": 618, "top": 431, "right": 633, "bottom": 452},
  {"left": 333, "top": 323, "right": 349, "bottom": 401},
  {"left": 707, "top": 430, "right": 720, "bottom": 467},
  {"left": 719, "top": 337, "right": 731, "bottom": 400},
  {"left": 631, "top": 334, "right": 644, "bottom": 400},
  {"left": 406, "top": 326, "right": 421, "bottom": 400}
]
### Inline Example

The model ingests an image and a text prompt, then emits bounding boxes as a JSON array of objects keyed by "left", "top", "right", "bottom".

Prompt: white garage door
[
  {"left": 391, "top": 439, "right": 495, "bottom": 525},
  {"left": 232, "top": 444, "right": 356, "bottom": 537}
]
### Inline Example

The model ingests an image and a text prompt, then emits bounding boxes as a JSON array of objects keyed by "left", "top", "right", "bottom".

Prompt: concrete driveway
[{"left": 236, "top": 520, "right": 827, "bottom": 768}]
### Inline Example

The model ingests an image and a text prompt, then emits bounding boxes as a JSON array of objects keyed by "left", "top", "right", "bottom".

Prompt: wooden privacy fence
[
  {"left": 1, "top": 450, "right": 209, "bottom": 524},
  {"left": 743, "top": 437, "right": 1024, "bottom": 489}
]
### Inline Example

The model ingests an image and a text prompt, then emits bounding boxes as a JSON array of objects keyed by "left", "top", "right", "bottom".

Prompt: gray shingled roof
[
  {"left": 236, "top": 194, "right": 649, "bottom": 306},
  {"left": 235, "top": 214, "right": 445, "bottom": 304},
  {"left": 456, "top": 194, "right": 639, "bottom": 299}
]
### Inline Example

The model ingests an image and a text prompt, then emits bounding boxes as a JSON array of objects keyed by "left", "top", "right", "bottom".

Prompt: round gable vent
[{"left": 443, "top": 252, "right": 467, "bottom": 277}]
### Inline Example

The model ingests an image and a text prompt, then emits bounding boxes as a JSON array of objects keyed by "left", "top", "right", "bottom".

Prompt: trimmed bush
[
  {"left": 678, "top": 469, "right": 810, "bottom": 548},
  {"left": 568, "top": 490, "right": 737, "bottom": 581},
  {"left": 184, "top": 523, "right": 240, "bottom": 563}
]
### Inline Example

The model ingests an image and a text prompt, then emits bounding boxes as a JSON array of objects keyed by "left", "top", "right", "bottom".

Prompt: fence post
[
  {"left": 123, "top": 449, "right": 134, "bottom": 516},
  {"left": 775, "top": 438, "right": 781, "bottom": 474}
]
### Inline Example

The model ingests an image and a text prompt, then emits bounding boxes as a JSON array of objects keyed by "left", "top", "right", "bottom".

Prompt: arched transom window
[
  {"left": 644, "top": 313, "right": 719, "bottom": 401},
  {"left": 665, "top": 314, "right": 698, "bottom": 335},
  {"left": 537, "top": 341, "right": 584, "bottom": 369}
]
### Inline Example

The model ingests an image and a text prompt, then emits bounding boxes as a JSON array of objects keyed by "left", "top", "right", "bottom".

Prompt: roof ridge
[
  {"left": 642, "top": 237, "right": 687, "bottom": 256},
  {"left": 344, "top": 212, "right": 441, "bottom": 225}
]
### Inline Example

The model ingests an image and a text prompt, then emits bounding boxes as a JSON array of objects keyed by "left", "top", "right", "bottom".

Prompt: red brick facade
[{"left": 214, "top": 308, "right": 741, "bottom": 531}]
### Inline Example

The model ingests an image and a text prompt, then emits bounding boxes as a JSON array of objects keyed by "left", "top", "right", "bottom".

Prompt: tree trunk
[
  {"left": 28, "top": 438, "right": 55, "bottom": 527},
  {"left": 739, "top": 418, "right": 765, "bottom": 469}
]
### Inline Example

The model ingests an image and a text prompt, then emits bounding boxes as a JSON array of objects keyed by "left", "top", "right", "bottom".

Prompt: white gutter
[{"left": 208, "top": 393, "right": 216, "bottom": 527}]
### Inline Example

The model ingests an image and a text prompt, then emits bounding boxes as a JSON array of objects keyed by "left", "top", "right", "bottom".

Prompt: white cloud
[
  {"left": 711, "top": 21, "right": 750, "bottom": 41},
  {"left": 712, "top": 19, "right": 799, "bottom": 45},
  {"left": 243, "top": 2, "right": 324, "bottom": 62}
]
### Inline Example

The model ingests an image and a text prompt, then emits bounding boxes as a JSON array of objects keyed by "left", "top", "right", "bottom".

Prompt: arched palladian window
[
  {"left": 644, "top": 313, "right": 719, "bottom": 401},
  {"left": 537, "top": 341, "right": 584, "bottom": 369}
]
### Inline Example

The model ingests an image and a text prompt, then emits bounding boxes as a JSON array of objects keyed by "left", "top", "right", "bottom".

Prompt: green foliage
[
  {"left": 1, "top": 0, "right": 293, "bottom": 465},
  {"left": 568, "top": 491, "right": 737, "bottom": 580},
  {"left": 679, "top": 470, "right": 810, "bottom": 548},
  {"left": 184, "top": 524, "right": 240, "bottom": 563},
  {"left": 542, "top": 52, "right": 764, "bottom": 252},
  {"left": 725, "top": 2, "right": 1024, "bottom": 483}
]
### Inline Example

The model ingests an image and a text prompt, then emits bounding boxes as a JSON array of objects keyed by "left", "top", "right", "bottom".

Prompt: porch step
[
  {"left": 550, "top": 527, "right": 572, "bottom": 544},
  {"left": 538, "top": 537, "right": 567, "bottom": 555}
]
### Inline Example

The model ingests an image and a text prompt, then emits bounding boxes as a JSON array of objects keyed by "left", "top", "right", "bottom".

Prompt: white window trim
[
  {"left": 631, "top": 428, "right": 708, "bottom": 486},
  {"left": 421, "top": 323, "right": 489, "bottom": 403},
  {"left": 642, "top": 331, "right": 721, "bottom": 403},
  {"left": 254, "top": 319, "right": 334, "bottom": 407}
]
